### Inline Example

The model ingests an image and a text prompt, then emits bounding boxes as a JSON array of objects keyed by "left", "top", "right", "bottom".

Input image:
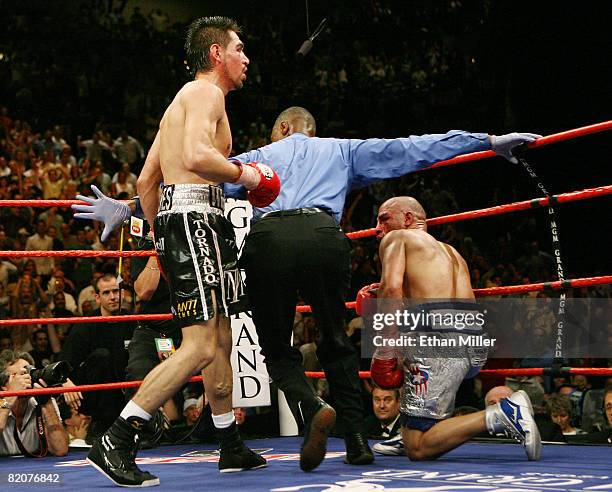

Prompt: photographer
[{"left": 0, "top": 350, "right": 69, "bottom": 456}]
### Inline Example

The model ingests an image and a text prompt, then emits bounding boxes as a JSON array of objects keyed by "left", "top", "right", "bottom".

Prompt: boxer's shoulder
[
  {"left": 182, "top": 79, "right": 224, "bottom": 100},
  {"left": 381, "top": 229, "right": 432, "bottom": 250}
]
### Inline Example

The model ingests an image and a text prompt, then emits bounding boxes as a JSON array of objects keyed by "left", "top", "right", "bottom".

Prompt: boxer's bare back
[{"left": 378, "top": 228, "right": 474, "bottom": 300}]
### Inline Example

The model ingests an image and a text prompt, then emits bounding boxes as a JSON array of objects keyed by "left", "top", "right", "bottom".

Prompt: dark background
[{"left": 1, "top": 0, "right": 610, "bottom": 275}]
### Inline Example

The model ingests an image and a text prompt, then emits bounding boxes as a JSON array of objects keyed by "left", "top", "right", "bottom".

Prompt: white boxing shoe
[
  {"left": 372, "top": 434, "right": 404, "bottom": 456},
  {"left": 486, "top": 390, "right": 542, "bottom": 461}
]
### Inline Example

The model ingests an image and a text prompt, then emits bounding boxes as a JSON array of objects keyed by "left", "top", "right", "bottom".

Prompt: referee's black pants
[{"left": 242, "top": 211, "right": 364, "bottom": 434}]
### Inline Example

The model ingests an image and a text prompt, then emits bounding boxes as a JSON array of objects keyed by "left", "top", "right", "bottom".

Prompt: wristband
[{"left": 133, "top": 196, "right": 143, "bottom": 218}]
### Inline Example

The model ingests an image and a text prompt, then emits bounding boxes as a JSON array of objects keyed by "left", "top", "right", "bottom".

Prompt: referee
[{"left": 225, "top": 106, "right": 539, "bottom": 471}]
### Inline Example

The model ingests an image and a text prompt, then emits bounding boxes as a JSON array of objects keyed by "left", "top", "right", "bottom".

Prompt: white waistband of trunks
[{"left": 158, "top": 183, "right": 225, "bottom": 215}]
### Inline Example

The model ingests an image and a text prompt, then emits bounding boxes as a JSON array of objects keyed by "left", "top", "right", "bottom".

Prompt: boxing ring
[
  {"left": 0, "top": 120, "right": 611, "bottom": 491},
  {"left": 2, "top": 438, "right": 612, "bottom": 491}
]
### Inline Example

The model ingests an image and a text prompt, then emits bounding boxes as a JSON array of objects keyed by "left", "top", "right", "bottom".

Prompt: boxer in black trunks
[{"left": 87, "top": 17, "right": 279, "bottom": 487}]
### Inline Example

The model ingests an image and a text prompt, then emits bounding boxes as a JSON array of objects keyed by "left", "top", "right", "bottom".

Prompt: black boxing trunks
[{"left": 153, "top": 184, "right": 248, "bottom": 328}]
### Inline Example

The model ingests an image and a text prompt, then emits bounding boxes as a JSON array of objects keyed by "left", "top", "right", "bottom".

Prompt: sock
[
  {"left": 120, "top": 399, "right": 152, "bottom": 422},
  {"left": 212, "top": 411, "right": 235, "bottom": 429}
]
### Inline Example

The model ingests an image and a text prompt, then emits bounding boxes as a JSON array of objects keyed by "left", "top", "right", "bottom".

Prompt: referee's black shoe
[
  {"left": 217, "top": 422, "right": 268, "bottom": 473},
  {"left": 87, "top": 416, "right": 160, "bottom": 487},
  {"left": 344, "top": 432, "right": 374, "bottom": 465},
  {"left": 299, "top": 398, "right": 337, "bottom": 471}
]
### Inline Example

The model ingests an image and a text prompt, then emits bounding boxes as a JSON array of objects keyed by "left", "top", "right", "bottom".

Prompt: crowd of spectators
[{"left": 1, "top": 1, "right": 610, "bottom": 455}]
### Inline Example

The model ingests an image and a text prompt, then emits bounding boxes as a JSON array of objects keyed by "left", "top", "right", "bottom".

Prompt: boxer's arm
[
  {"left": 375, "top": 232, "right": 406, "bottom": 354},
  {"left": 451, "top": 246, "right": 476, "bottom": 299},
  {"left": 137, "top": 131, "right": 163, "bottom": 230},
  {"left": 369, "top": 233, "right": 405, "bottom": 389},
  {"left": 223, "top": 149, "right": 261, "bottom": 198},
  {"left": 182, "top": 84, "right": 242, "bottom": 182},
  {"left": 378, "top": 232, "right": 406, "bottom": 300}
]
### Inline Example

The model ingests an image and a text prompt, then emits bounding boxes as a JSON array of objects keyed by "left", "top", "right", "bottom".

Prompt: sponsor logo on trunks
[
  {"left": 176, "top": 298, "right": 198, "bottom": 318},
  {"left": 224, "top": 268, "right": 246, "bottom": 304},
  {"left": 155, "top": 236, "right": 165, "bottom": 253},
  {"left": 256, "top": 163, "right": 275, "bottom": 180},
  {"left": 209, "top": 185, "right": 224, "bottom": 210},
  {"left": 159, "top": 185, "right": 173, "bottom": 211},
  {"left": 407, "top": 364, "right": 429, "bottom": 395},
  {"left": 192, "top": 219, "right": 218, "bottom": 284}
]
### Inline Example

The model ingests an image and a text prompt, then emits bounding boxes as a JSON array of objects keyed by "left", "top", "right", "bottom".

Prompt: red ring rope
[
  {"left": 0, "top": 119, "right": 608, "bottom": 209},
  {"left": 0, "top": 199, "right": 86, "bottom": 208},
  {"left": 1, "top": 184, "right": 610, "bottom": 257},
  {"left": 0, "top": 120, "right": 609, "bottom": 210},
  {"left": 0, "top": 313, "right": 173, "bottom": 327},
  {"left": 346, "top": 184, "right": 612, "bottom": 239},
  {"left": 0, "top": 274, "right": 610, "bottom": 326},
  {"left": 2, "top": 367, "right": 611, "bottom": 398},
  {"left": 0, "top": 250, "right": 155, "bottom": 258},
  {"left": 429, "top": 120, "right": 612, "bottom": 170}
]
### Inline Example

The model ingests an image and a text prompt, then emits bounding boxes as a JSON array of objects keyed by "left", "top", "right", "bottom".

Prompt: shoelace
[
  {"left": 351, "top": 434, "right": 368, "bottom": 447},
  {"left": 121, "top": 436, "right": 141, "bottom": 471},
  {"left": 501, "top": 420, "right": 525, "bottom": 443}
]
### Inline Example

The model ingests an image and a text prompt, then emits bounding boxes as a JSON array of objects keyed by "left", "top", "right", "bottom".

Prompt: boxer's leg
[
  {"left": 401, "top": 412, "right": 486, "bottom": 460},
  {"left": 201, "top": 305, "right": 267, "bottom": 472}
]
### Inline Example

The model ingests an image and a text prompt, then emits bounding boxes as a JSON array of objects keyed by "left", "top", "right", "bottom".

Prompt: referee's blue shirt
[{"left": 224, "top": 131, "right": 491, "bottom": 223}]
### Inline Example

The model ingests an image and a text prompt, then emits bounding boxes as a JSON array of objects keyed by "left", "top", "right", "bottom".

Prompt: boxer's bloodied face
[
  {"left": 221, "top": 31, "right": 249, "bottom": 90},
  {"left": 376, "top": 205, "right": 408, "bottom": 240}
]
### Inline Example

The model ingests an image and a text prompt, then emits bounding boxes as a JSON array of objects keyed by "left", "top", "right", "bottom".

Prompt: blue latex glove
[
  {"left": 491, "top": 132, "right": 542, "bottom": 164},
  {"left": 72, "top": 185, "right": 131, "bottom": 242}
]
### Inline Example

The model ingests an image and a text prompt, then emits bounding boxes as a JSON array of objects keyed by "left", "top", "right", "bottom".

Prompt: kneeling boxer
[{"left": 357, "top": 196, "right": 541, "bottom": 461}]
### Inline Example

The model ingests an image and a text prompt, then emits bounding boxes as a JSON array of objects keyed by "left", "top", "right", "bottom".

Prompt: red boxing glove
[
  {"left": 355, "top": 282, "right": 380, "bottom": 316},
  {"left": 232, "top": 161, "right": 281, "bottom": 208},
  {"left": 370, "top": 357, "right": 403, "bottom": 390}
]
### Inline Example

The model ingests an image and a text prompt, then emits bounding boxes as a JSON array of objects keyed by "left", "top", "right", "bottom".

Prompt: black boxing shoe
[
  {"left": 299, "top": 398, "right": 337, "bottom": 472},
  {"left": 217, "top": 422, "right": 267, "bottom": 473},
  {"left": 87, "top": 416, "right": 160, "bottom": 487},
  {"left": 344, "top": 432, "right": 374, "bottom": 465}
]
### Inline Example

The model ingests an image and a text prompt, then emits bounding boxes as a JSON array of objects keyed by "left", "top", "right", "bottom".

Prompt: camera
[{"left": 26, "top": 361, "right": 72, "bottom": 387}]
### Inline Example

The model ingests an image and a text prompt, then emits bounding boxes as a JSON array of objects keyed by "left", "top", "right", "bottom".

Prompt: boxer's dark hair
[{"left": 185, "top": 16, "right": 241, "bottom": 75}]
